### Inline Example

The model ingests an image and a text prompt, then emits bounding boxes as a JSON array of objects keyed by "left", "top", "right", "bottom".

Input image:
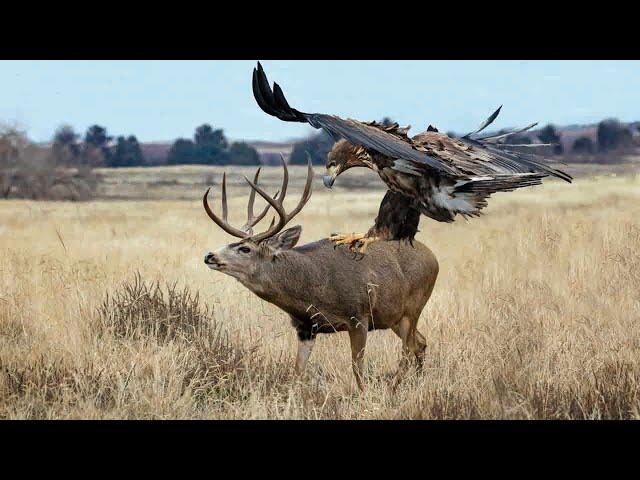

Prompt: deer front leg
[
  {"left": 348, "top": 322, "right": 368, "bottom": 391},
  {"left": 295, "top": 337, "right": 316, "bottom": 375},
  {"left": 292, "top": 319, "right": 316, "bottom": 375}
]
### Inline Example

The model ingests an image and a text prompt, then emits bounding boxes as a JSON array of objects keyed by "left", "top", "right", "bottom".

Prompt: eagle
[{"left": 252, "top": 62, "right": 572, "bottom": 252}]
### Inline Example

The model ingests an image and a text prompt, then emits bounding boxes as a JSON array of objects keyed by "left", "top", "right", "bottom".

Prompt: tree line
[
  {"left": 52, "top": 123, "right": 261, "bottom": 168},
  {"left": 481, "top": 120, "right": 638, "bottom": 157},
  {"left": 290, "top": 118, "right": 639, "bottom": 166}
]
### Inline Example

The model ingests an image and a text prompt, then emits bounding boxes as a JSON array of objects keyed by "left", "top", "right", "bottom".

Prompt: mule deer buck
[{"left": 202, "top": 160, "right": 439, "bottom": 390}]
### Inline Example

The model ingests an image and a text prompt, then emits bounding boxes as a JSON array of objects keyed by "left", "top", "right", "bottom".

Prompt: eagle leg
[
  {"left": 329, "top": 232, "right": 380, "bottom": 254},
  {"left": 354, "top": 235, "right": 380, "bottom": 254},
  {"left": 330, "top": 232, "right": 366, "bottom": 245}
]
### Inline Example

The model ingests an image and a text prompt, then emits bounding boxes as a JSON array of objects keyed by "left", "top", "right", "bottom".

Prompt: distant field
[
  {"left": 95, "top": 160, "right": 640, "bottom": 200},
  {"left": 1, "top": 167, "right": 640, "bottom": 418}
]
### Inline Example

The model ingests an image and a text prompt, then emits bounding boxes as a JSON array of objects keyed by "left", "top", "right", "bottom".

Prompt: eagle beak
[
  {"left": 323, "top": 175, "right": 335, "bottom": 188},
  {"left": 323, "top": 165, "right": 339, "bottom": 189}
]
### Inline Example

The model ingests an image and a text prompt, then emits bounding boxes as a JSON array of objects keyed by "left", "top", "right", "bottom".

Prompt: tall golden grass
[{"left": 1, "top": 168, "right": 639, "bottom": 418}]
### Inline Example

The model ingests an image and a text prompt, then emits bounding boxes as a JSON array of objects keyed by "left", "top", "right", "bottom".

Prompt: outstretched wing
[
  {"left": 253, "top": 62, "right": 572, "bottom": 183},
  {"left": 410, "top": 128, "right": 573, "bottom": 183},
  {"left": 252, "top": 62, "right": 458, "bottom": 175}
]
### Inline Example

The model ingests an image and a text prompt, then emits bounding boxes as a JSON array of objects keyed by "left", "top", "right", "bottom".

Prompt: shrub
[
  {"left": 597, "top": 118, "right": 632, "bottom": 152},
  {"left": 572, "top": 136, "right": 595, "bottom": 154},
  {"left": 289, "top": 131, "right": 334, "bottom": 165},
  {"left": 96, "top": 273, "right": 285, "bottom": 405},
  {"left": 98, "top": 272, "right": 218, "bottom": 343},
  {"left": 0, "top": 125, "right": 98, "bottom": 201}
]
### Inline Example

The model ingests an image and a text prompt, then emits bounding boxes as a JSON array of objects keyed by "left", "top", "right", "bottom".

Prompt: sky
[{"left": 1, "top": 60, "right": 638, "bottom": 144}]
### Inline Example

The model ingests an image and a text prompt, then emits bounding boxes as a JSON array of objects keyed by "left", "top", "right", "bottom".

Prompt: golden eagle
[{"left": 252, "top": 62, "right": 572, "bottom": 252}]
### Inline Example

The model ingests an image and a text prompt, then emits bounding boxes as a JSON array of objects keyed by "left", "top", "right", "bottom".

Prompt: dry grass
[{"left": 1, "top": 167, "right": 639, "bottom": 419}]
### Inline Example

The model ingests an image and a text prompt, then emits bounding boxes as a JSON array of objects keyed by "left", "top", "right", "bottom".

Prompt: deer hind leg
[
  {"left": 348, "top": 323, "right": 368, "bottom": 391},
  {"left": 390, "top": 317, "right": 413, "bottom": 390},
  {"left": 413, "top": 328, "right": 427, "bottom": 371}
]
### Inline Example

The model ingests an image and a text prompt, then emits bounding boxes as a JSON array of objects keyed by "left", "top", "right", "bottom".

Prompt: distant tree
[
  {"left": 228, "top": 142, "right": 260, "bottom": 166},
  {"left": 194, "top": 124, "right": 228, "bottom": 164},
  {"left": 380, "top": 117, "right": 395, "bottom": 127},
  {"left": 289, "top": 131, "right": 335, "bottom": 165},
  {"left": 446, "top": 131, "right": 458, "bottom": 139},
  {"left": 597, "top": 118, "right": 632, "bottom": 152},
  {"left": 572, "top": 136, "right": 595, "bottom": 154},
  {"left": 537, "top": 124, "right": 563, "bottom": 154},
  {"left": 504, "top": 133, "right": 532, "bottom": 145},
  {"left": 167, "top": 138, "right": 198, "bottom": 165},
  {"left": 52, "top": 124, "right": 81, "bottom": 163},
  {"left": 194, "top": 124, "right": 227, "bottom": 149},
  {"left": 84, "top": 125, "right": 110, "bottom": 148},
  {"left": 111, "top": 135, "right": 144, "bottom": 167},
  {"left": 83, "top": 125, "right": 112, "bottom": 166}
]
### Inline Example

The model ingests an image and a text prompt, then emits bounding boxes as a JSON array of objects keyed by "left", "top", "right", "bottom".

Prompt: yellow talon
[
  {"left": 329, "top": 233, "right": 379, "bottom": 254},
  {"left": 356, "top": 236, "right": 380, "bottom": 254},
  {"left": 330, "top": 232, "right": 367, "bottom": 246}
]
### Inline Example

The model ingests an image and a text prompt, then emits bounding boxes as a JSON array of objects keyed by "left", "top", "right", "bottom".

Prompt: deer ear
[{"left": 265, "top": 226, "right": 302, "bottom": 252}]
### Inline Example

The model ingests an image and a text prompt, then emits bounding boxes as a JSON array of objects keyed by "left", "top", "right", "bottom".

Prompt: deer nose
[{"left": 204, "top": 253, "right": 216, "bottom": 265}]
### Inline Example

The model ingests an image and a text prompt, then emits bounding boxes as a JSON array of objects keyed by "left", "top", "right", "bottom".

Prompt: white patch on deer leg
[{"left": 295, "top": 339, "right": 315, "bottom": 374}]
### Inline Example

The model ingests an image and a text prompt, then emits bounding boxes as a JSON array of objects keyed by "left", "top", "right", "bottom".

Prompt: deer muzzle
[{"left": 204, "top": 252, "right": 224, "bottom": 269}]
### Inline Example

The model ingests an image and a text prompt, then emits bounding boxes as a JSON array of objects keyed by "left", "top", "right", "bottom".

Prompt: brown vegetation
[
  {"left": 1, "top": 167, "right": 639, "bottom": 418},
  {"left": 0, "top": 125, "right": 98, "bottom": 201}
]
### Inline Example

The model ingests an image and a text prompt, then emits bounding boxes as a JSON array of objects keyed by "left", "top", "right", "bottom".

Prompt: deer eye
[{"left": 238, "top": 246, "right": 251, "bottom": 254}]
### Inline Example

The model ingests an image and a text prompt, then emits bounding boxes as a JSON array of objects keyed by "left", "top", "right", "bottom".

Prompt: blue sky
[{"left": 1, "top": 60, "right": 638, "bottom": 143}]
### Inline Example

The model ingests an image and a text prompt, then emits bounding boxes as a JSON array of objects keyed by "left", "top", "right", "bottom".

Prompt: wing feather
[
  {"left": 252, "top": 62, "right": 572, "bottom": 183},
  {"left": 252, "top": 62, "right": 458, "bottom": 175}
]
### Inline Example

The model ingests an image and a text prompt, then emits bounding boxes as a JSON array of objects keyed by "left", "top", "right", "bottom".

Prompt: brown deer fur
[{"left": 203, "top": 161, "right": 439, "bottom": 390}]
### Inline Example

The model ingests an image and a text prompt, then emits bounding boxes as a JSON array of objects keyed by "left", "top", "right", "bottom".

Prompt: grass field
[{"left": 1, "top": 166, "right": 640, "bottom": 418}]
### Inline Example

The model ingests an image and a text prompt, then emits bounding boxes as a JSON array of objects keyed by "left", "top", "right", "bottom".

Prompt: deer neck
[{"left": 238, "top": 251, "right": 314, "bottom": 313}]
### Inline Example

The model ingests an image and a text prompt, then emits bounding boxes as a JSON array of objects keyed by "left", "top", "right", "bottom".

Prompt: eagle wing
[
  {"left": 253, "top": 62, "right": 457, "bottom": 175},
  {"left": 409, "top": 128, "right": 573, "bottom": 182},
  {"left": 253, "top": 62, "right": 572, "bottom": 183}
]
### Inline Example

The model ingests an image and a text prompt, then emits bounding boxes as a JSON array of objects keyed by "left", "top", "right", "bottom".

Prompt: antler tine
[
  {"left": 202, "top": 186, "right": 248, "bottom": 239},
  {"left": 242, "top": 152, "right": 288, "bottom": 235},
  {"left": 246, "top": 167, "right": 260, "bottom": 225},
  {"left": 241, "top": 165, "right": 285, "bottom": 234},
  {"left": 279, "top": 153, "right": 289, "bottom": 203},
  {"left": 245, "top": 155, "right": 314, "bottom": 243},
  {"left": 221, "top": 172, "right": 229, "bottom": 222},
  {"left": 243, "top": 175, "right": 288, "bottom": 243},
  {"left": 283, "top": 154, "right": 314, "bottom": 220}
]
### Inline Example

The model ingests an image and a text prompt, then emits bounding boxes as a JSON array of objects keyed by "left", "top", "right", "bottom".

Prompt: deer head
[{"left": 203, "top": 157, "right": 313, "bottom": 283}]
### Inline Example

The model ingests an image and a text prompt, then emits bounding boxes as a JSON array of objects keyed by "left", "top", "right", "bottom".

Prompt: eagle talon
[{"left": 330, "top": 232, "right": 379, "bottom": 255}]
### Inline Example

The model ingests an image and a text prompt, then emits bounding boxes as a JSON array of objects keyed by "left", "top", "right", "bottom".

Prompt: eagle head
[{"left": 323, "top": 140, "right": 372, "bottom": 188}]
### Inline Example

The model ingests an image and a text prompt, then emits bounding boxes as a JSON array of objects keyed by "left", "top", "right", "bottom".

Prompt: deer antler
[
  {"left": 203, "top": 154, "right": 312, "bottom": 242},
  {"left": 244, "top": 154, "right": 313, "bottom": 243},
  {"left": 241, "top": 167, "right": 279, "bottom": 235},
  {"left": 203, "top": 169, "right": 278, "bottom": 239}
]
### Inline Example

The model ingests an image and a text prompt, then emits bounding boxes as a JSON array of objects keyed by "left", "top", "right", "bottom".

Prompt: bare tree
[{"left": 0, "top": 124, "right": 99, "bottom": 201}]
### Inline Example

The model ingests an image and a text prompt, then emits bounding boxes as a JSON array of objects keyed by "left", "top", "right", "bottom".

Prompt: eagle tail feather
[{"left": 431, "top": 174, "right": 546, "bottom": 218}]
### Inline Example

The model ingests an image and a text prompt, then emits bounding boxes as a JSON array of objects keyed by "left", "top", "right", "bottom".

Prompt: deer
[{"left": 202, "top": 160, "right": 439, "bottom": 390}]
